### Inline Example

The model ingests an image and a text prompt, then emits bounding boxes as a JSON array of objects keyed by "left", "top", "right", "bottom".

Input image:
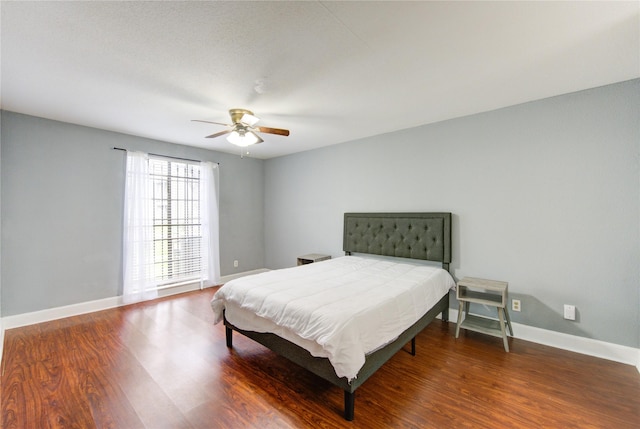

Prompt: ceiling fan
[{"left": 193, "top": 109, "right": 290, "bottom": 147}]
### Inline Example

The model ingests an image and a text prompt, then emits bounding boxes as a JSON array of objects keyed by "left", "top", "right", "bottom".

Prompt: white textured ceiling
[{"left": 1, "top": 1, "right": 638, "bottom": 159}]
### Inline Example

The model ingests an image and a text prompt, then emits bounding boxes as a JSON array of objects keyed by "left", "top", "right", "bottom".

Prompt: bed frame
[{"left": 223, "top": 212, "right": 452, "bottom": 420}]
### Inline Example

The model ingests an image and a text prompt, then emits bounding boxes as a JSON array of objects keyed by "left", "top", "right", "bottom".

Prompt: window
[
  {"left": 123, "top": 150, "right": 219, "bottom": 304},
  {"left": 149, "top": 157, "right": 202, "bottom": 286}
]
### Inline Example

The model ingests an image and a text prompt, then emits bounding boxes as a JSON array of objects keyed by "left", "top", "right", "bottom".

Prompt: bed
[{"left": 211, "top": 212, "right": 453, "bottom": 420}]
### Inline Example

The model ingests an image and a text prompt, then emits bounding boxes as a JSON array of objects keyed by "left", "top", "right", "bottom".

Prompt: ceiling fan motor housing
[{"left": 229, "top": 108, "right": 255, "bottom": 125}]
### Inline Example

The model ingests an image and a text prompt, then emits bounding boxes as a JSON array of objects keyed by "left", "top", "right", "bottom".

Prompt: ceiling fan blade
[
  {"left": 192, "top": 119, "right": 231, "bottom": 127},
  {"left": 257, "top": 126, "right": 290, "bottom": 137},
  {"left": 205, "top": 130, "right": 231, "bottom": 139},
  {"left": 254, "top": 133, "right": 264, "bottom": 144}
]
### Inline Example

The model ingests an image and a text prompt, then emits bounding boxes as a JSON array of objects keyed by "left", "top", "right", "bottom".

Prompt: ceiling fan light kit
[
  {"left": 193, "top": 108, "right": 290, "bottom": 149},
  {"left": 227, "top": 129, "right": 261, "bottom": 147}
]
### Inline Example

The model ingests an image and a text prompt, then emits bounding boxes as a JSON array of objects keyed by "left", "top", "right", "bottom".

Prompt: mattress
[{"left": 211, "top": 256, "right": 455, "bottom": 381}]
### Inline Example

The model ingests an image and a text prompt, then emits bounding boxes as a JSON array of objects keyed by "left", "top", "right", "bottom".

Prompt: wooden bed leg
[
  {"left": 344, "top": 391, "right": 355, "bottom": 421},
  {"left": 441, "top": 307, "right": 449, "bottom": 322},
  {"left": 225, "top": 326, "right": 233, "bottom": 348},
  {"left": 411, "top": 337, "right": 416, "bottom": 356}
]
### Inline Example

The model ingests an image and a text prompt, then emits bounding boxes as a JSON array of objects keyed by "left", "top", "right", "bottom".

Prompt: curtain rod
[{"left": 113, "top": 147, "right": 220, "bottom": 165}]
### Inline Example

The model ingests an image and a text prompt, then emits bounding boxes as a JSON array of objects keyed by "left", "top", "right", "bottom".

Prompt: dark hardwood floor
[{"left": 2, "top": 288, "right": 638, "bottom": 428}]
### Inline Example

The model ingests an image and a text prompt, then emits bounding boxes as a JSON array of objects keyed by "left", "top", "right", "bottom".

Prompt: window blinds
[{"left": 149, "top": 157, "right": 202, "bottom": 285}]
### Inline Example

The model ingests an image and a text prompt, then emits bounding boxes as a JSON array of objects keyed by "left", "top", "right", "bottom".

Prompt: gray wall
[
  {"left": 1, "top": 111, "right": 265, "bottom": 316},
  {"left": 264, "top": 79, "right": 640, "bottom": 348},
  {"left": 0, "top": 111, "right": 3, "bottom": 322},
  {"left": 2, "top": 80, "right": 638, "bottom": 350}
]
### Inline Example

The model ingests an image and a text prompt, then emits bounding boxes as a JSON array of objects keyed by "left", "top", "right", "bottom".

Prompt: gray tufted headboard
[{"left": 343, "top": 212, "right": 452, "bottom": 271}]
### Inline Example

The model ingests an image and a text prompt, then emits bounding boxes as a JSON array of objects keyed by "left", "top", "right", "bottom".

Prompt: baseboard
[
  {"left": 0, "top": 318, "right": 4, "bottom": 366},
  {"left": 2, "top": 278, "right": 638, "bottom": 375},
  {"left": 444, "top": 308, "right": 640, "bottom": 371},
  {"left": 2, "top": 295, "right": 125, "bottom": 331},
  {"left": 220, "top": 269, "right": 270, "bottom": 284},
  {"left": 512, "top": 321, "right": 639, "bottom": 367},
  {"left": 0, "top": 269, "right": 270, "bottom": 333}
]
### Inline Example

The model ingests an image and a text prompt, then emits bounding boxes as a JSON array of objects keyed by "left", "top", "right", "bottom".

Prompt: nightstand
[
  {"left": 455, "top": 277, "right": 513, "bottom": 352},
  {"left": 297, "top": 253, "right": 331, "bottom": 266}
]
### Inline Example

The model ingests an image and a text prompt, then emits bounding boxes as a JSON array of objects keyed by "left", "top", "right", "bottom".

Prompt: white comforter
[{"left": 210, "top": 256, "right": 455, "bottom": 381}]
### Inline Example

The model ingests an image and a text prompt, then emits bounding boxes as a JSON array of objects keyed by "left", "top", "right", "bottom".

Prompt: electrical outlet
[
  {"left": 564, "top": 304, "right": 576, "bottom": 320},
  {"left": 511, "top": 299, "right": 521, "bottom": 312},
  {"left": 233, "top": 260, "right": 239, "bottom": 268}
]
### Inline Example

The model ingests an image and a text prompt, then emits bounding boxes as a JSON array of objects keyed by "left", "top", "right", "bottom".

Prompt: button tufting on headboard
[{"left": 343, "top": 212, "right": 452, "bottom": 265}]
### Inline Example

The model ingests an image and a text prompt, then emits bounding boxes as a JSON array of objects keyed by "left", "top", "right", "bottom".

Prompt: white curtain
[
  {"left": 122, "top": 151, "right": 158, "bottom": 304},
  {"left": 200, "top": 161, "right": 221, "bottom": 287}
]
